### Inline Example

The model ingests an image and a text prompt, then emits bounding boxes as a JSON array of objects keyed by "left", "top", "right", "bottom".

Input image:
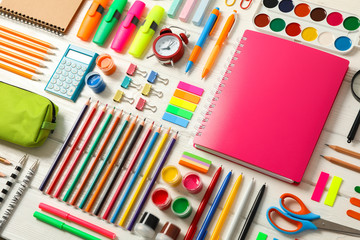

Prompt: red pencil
[
  {"left": 184, "top": 166, "right": 223, "bottom": 240},
  {"left": 47, "top": 101, "right": 99, "bottom": 195},
  {"left": 53, "top": 104, "right": 108, "bottom": 199}
]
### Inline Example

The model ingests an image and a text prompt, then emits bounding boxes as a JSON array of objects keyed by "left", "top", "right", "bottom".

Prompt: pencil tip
[
  {"left": 325, "top": 143, "right": 329, "bottom": 146},
  {"left": 320, "top": 155, "right": 325, "bottom": 158}
]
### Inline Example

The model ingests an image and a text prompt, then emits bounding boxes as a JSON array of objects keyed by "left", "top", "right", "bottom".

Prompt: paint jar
[
  {"left": 155, "top": 222, "right": 181, "bottom": 240},
  {"left": 85, "top": 72, "right": 106, "bottom": 93},
  {"left": 182, "top": 172, "right": 203, "bottom": 194},
  {"left": 161, "top": 165, "right": 182, "bottom": 187},
  {"left": 96, "top": 54, "right": 116, "bottom": 75},
  {"left": 134, "top": 212, "right": 159, "bottom": 239},
  {"left": 151, "top": 188, "right": 172, "bottom": 210},
  {"left": 171, "top": 196, "right": 192, "bottom": 218}
]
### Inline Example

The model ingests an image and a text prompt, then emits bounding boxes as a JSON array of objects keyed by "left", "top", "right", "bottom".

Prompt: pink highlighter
[{"left": 111, "top": 0, "right": 145, "bottom": 53}]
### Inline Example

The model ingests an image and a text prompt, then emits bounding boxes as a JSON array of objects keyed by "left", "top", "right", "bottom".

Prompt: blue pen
[
  {"left": 185, "top": 7, "right": 220, "bottom": 73},
  {"left": 196, "top": 170, "right": 232, "bottom": 240},
  {"left": 110, "top": 126, "right": 161, "bottom": 223}
]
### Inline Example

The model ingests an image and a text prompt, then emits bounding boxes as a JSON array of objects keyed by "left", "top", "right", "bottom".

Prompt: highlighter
[
  {"left": 111, "top": 1, "right": 145, "bottom": 53},
  {"left": 77, "top": 0, "right": 110, "bottom": 41},
  {"left": 128, "top": 5, "right": 165, "bottom": 58},
  {"left": 93, "top": 0, "right": 128, "bottom": 46}
]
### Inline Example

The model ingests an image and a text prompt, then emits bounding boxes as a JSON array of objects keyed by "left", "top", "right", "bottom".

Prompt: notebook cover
[
  {"left": 0, "top": 0, "right": 83, "bottom": 33},
  {"left": 193, "top": 30, "right": 349, "bottom": 183}
]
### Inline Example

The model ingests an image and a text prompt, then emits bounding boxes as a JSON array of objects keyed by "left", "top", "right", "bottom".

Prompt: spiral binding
[
  {"left": 195, "top": 37, "right": 247, "bottom": 137},
  {"left": 0, "top": 7, "right": 64, "bottom": 35}
]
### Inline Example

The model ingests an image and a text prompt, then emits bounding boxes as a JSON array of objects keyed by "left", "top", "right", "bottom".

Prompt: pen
[
  {"left": 185, "top": 7, "right": 220, "bottom": 73},
  {"left": 111, "top": 1, "right": 146, "bottom": 53},
  {"left": 196, "top": 170, "right": 232, "bottom": 240},
  {"left": 202, "top": 10, "right": 236, "bottom": 79},
  {"left": 93, "top": 0, "right": 128, "bottom": 46}
]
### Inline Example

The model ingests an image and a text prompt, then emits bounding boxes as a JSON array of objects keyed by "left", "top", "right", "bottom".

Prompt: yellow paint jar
[{"left": 161, "top": 165, "right": 182, "bottom": 186}]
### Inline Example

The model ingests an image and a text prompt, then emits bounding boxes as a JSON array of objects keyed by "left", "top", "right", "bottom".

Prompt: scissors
[{"left": 267, "top": 193, "right": 360, "bottom": 236}]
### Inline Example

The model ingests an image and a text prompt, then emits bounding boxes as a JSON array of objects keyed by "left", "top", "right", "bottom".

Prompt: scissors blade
[{"left": 313, "top": 218, "right": 360, "bottom": 236}]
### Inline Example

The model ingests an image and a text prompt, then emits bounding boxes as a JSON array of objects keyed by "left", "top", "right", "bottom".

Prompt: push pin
[
  {"left": 113, "top": 90, "right": 134, "bottom": 104},
  {"left": 147, "top": 71, "right": 169, "bottom": 85},
  {"left": 136, "top": 97, "right": 157, "bottom": 112},
  {"left": 141, "top": 83, "right": 163, "bottom": 98},
  {"left": 126, "top": 63, "right": 147, "bottom": 77},
  {"left": 121, "top": 76, "right": 141, "bottom": 90}
]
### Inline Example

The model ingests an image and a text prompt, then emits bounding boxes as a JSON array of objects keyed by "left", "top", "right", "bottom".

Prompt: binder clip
[
  {"left": 121, "top": 76, "right": 141, "bottom": 90},
  {"left": 113, "top": 90, "right": 134, "bottom": 104},
  {"left": 126, "top": 63, "right": 147, "bottom": 77},
  {"left": 136, "top": 97, "right": 157, "bottom": 112},
  {"left": 147, "top": 71, "right": 169, "bottom": 85},
  {"left": 141, "top": 83, "right": 163, "bottom": 98}
]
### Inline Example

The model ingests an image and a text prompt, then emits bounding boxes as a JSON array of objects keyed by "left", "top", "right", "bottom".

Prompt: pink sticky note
[
  {"left": 177, "top": 81, "right": 204, "bottom": 96},
  {"left": 311, "top": 171, "right": 329, "bottom": 202}
]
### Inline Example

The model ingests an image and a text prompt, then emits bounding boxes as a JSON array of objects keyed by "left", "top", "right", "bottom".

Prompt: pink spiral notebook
[{"left": 193, "top": 30, "right": 349, "bottom": 183}]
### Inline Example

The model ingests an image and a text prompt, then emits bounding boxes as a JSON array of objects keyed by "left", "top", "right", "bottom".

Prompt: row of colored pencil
[{"left": 39, "top": 99, "right": 178, "bottom": 229}]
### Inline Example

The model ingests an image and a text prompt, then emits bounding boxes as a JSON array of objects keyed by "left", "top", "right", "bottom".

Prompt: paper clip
[
  {"left": 126, "top": 63, "right": 147, "bottom": 77},
  {"left": 225, "top": 0, "right": 236, "bottom": 7},
  {"left": 147, "top": 71, "right": 169, "bottom": 85},
  {"left": 240, "top": 0, "right": 253, "bottom": 9},
  {"left": 136, "top": 97, "right": 157, "bottom": 112},
  {"left": 121, "top": 76, "right": 141, "bottom": 89},
  {"left": 141, "top": 83, "right": 163, "bottom": 98},
  {"left": 113, "top": 90, "right": 134, "bottom": 104}
]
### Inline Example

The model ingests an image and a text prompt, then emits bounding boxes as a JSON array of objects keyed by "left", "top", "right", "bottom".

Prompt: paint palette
[{"left": 253, "top": 0, "right": 360, "bottom": 54}]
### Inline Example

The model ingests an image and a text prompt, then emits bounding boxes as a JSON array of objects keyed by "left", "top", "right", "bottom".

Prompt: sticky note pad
[
  {"left": 177, "top": 81, "right": 204, "bottom": 96},
  {"left": 163, "top": 112, "right": 189, "bottom": 128},
  {"left": 179, "top": 152, "right": 212, "bottom": 173},
  {"left": 311, "top": 171, "right": 329, "bottom": 202},
  {"left": 256, "top": 232, "right": 268, "bottom": 240},
  {"left": 168, "top": 0, "right": 183, "bottom": 18},
  {"left": 174, "top": 89, "right": 201, "bottom": 104},
  {"left": 166, "top": 105, "right": 193, "bottom": 120},
  {"left": 324, "top": 176, "right": 342, "bottom": 207},
  {"left": 170, "top": 97, "right": 197, "bottom": 112}
]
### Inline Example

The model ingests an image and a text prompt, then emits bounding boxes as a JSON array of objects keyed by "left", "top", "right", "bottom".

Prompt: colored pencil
[
  {"left": 63, "top": 107, "right": 114, "bottom": 202},
  {"left": 209, "top": 174, "right": 243, "bottom": 240},
  {"left": 70, "top": 111, "right": 123, "bottom": 206},
  {"left": 0, "top": 54, "right": 42, "bottom": 74},
  {"left": 326, "top": 144, "right": 360, "bottom": 160},
  {"left": 0, "top": 156, "right": 11, "bottom": 165},
  {"left": 184, "top": 166, "right": 223, "bottom": 240},
  {"left": 119, "top": 127, "right": 171, "bottom": 226},
  {"left": 39, "top": 98, "right": 90, "bottom": 192},
  {"left": 93, "top": 118, "right": 145, "bottom": 216},
  {"left": 54, "top": 104, "right": 107, "bottom": 199},
  {"left": 79, "top": 114, "right": 130, "bottom": 210},
  {"left": 0, "top": 172, "right": 5, "bottom": 178},
  {"left": 47, "top": 101, "right": 98, "bottom": 195},
  {"left": 237, "top": 184, "right": 266, "bottom": 240},
  {"left": 321, "top": 155, "right": 360, "bottom": 173},
  {"left": 0, "top": 31, "right": 54, "bottom": 54},
  {"left": 0, "top": 39, "right": 50, "bottom": 60},
  {"left": 85, "top": 116, "right": 138, "bottom": 213},
  {"left": 0, "top": 62, "right": 40, "bottom": 81},
  {"left": 0, "top": 25, "right": 56, "bottom": 49},
  {"left": 110, "top": 125, "right": 161, "bottom": 224},
  {"left": 104, "top": 121, "right": 154, "bottom": 221},
  {"left": 127, "top": 131, "right": 178, "bottom": 231},
  {"left": 0, "top": 47, "right": 45, "bottom": 67}
]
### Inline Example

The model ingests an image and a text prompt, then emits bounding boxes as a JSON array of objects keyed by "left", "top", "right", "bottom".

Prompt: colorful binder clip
[
  {"left": 147, "top": 71, "right": 169, "bottom": 85},
  {"left": 126, "top": 63, "right": 147, "bottom": 77},
  {"left": 121, "top": 76, "right": 141, "bottom": 89},
  {"left": 141, "top": 83, "right": 163, "bottom": 98},
  {"left": 113, "top": 90, "right": 134, "bottom": 104},
  {"left": 136, "top": 98, "right": 157, "bottom": 112}
]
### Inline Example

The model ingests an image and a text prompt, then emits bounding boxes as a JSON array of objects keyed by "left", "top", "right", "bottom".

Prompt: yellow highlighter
[{"left": 128, "top": 5, "right": 165, "bottom": 58}]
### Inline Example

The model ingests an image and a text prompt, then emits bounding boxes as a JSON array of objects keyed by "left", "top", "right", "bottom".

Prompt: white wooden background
[{"left": 0, "top": 0, "right": 360, "bottom": 239}]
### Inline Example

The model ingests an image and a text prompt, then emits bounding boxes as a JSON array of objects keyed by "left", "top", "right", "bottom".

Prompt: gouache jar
[
  {"left": 151, "top": 188, "right": 172, "bottom": 210},
  {"left": 85, "top": 72, "right": 106, "bottom": 93},
  {"left": 171, "top": 196, "right": 192, "bottom": 218},
  {"left": 161, "top": 165, "right": 182, "bottom": 186},
  {"left": 182, "top": 172, "right": 203, "bottom": 194},
  {"left": 96, "top": 54, "right": 116, "bottom": 75}
]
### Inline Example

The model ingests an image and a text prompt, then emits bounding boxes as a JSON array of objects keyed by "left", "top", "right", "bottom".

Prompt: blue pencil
[{"left": 196, "top": 170, "right": 232, "bottom": 240}]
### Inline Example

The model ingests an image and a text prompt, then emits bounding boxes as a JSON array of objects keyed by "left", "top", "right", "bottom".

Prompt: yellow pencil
[
  {"left": 209, "top": 174, "right": 243, "bottom": 240},
  {"left": 118, "top": 127, "right": 171, "bottom": 226}
]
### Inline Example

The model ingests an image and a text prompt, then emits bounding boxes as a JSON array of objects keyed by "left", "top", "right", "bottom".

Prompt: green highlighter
[
  {"left": 93, "top": 0, "right": 127, "bottom": 46},
  {"left": 33, "top": 211, "right": 100, "bottom": 240}
]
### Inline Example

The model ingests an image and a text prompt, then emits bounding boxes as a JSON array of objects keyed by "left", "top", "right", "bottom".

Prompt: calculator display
[{"left": 66, "top": 50, "right": 92, "bottom": 64}]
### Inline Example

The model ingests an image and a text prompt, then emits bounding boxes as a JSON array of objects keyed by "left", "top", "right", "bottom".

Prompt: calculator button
[
  {"left": 61, "top": 59, "right": 66, "bottom": 64},
  {"left": 75, "top": 76, "right": 81, "bottom": 81},
  {"left": 78, "top": 71, "right": 84, "bottom": 76},
  {"left": 63, "top": 72, "right": 69, "bottom": 77},
  {"left": 59, "top": 64, "right": 65, "bottom": 70},
  {"left": 53, "top": 74, "right": 59, "bottom": 79},
  {"left": 73, "top": 81, "right": 79, "bottom": 86},
  {"left": 67, "top": 87, "right": 75, "bottom": 96},
  {"left": 47, "top": 83, "right": 54, "bottom": 89},
  {"left": 60, "top": 76, "right": 65, "bottom": 81},
  {"left": 51, "top": 78, "right": 57, "bottom": 83},
  {"left": 56, "top": 80, "right": 63, "bottom": 86},
  {"left": 54, "top": 85, "right": 60, "bottom": 91},
  {"left": 71, "top": 68, "right": 78, "bottom": 74},
  {"left": 76, "top": 65, "right": 81, "bottom": 70},
  {"left": 65, "top": 66, "right": 71, "bottom": 72},
  {"left": 66, "top": 61, "right": 71, "bottom": 66},
  {"left": 56, "top": 69, "right": 62, "bottom": 74},
  {"left": 66, "top": 78, "right": 72, "bottom": 84},
  {"left": 60, "top": 88, "right": 66, "bottom": 94},
  {"left": 69, "top": 73, "right": 74, "bottom": 79},
  {"left": 71, "top": 63, "right": 76, "bottom": 68},
  {"left": 63, "top": 83, "right": 69, "bottom": 89},
  {"left": 81, "top": 66, "right": 86, "bottom": 71}
]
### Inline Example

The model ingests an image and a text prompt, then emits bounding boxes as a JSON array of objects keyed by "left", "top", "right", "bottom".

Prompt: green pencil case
[{"left": 0, "top": 82, "right": 59, "bottom": 147}]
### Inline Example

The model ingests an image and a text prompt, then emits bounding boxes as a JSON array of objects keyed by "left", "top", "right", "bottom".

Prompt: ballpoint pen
[
  {"left": 185, "top": 7, "right": 220, "bottom": 73},
  {"left": 202, "top": 10, "right": 237, "bottom": 79}
]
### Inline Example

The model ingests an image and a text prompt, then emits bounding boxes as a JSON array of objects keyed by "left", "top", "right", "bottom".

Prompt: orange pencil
[
  {"left": 0, "top": 31, "right": 54, "bottom": 54},
  {"left": 0, "top": 47, "right": 45, "bottom": 67},
  {"left": 0, "top": 62, "right": 40, "bottom": 81},
  {"left": 0, "top": 25, "right": 56, "bottom": 49},
  {"left": 0, "top": 55, "right": 42, "bottom": 74},
  {"left": 85, "top": 115, "right": 138, "bottom": 212},
  {"left": 321, "top": 155, "right": 360, "bottom": 173},
  {"left": 0, "top": 172, "right": 5, "bottom": 178},
  {"left": 0, "top": 39, "right": 50, "bottom": 61}
]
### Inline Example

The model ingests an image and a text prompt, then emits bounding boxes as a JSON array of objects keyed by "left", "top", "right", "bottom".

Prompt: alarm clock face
[{"left": 154, "top": 35, "right": 181, "bottom": 57}]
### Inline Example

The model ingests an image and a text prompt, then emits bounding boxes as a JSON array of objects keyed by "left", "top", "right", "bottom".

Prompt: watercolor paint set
[{"left": 253, "top": 0, "right": 360, "bottom": 54}]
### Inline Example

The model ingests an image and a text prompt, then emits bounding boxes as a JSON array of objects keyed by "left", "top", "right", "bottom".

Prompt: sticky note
[
  {"left": 169, "top": 97, "right": 197, "bottom": 112},
  {"left": 324, "top": 176, "right": 342, "bottom": 207},
  {"left": 162, "top": 112, "right": 189, "bottom": 128},
  {"left": 256, "top": 232, "right": 268, "bottom": 240},
  {"left": 174, "top": 89, "right": 201, "bottom": 104},
  {"left": 311, "top": 171, "right": 329, "bottom": 202},
  {"left": 166, "top": 105, "right": 193, "bottom": 120},
  {"left": 177, "top": 81, "right": 204, "bottom": 96}
]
